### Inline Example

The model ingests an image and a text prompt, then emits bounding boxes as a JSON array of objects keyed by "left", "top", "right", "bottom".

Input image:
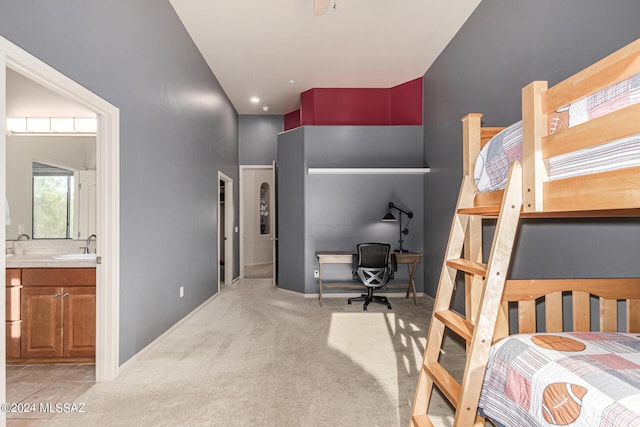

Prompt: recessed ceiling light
[
  {"left": 262, "top": 106, "right": 269, "bottom": 112},
  {"left": 289, "top": 80, "right": 295, "bottom": 84},
  {"left": 250, "top": 97, "right": 260, "bottom": 103}
]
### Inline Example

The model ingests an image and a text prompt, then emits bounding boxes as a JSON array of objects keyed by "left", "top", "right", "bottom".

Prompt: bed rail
[
  {"left": 524, "top": 38, "right": 640, "bottom": 213},
  {"left": 463, "top": 39, "right": 640, "bottom": 215},
  {"left": 494, "top": 278, "right": 640, "bottom": 342}
]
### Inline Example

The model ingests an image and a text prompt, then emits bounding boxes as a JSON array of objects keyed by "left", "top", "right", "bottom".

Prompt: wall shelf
[{"left": 307, "top": 167, "right": 430, "bottom": 175}]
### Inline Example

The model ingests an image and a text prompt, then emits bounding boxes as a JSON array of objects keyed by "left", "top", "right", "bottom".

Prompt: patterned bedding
[
  {"left": 479, "top": 333, "right": 640, "bottom": 426},
  {"left": 474, "top": 73, "right": 640, "bottom": 192}
]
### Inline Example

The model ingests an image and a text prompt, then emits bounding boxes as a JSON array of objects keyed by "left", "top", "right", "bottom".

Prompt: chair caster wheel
[
  {"left": 363, "top": 307, "right": 368, "bottom": 311},
  {"left": 387, "top": 305, "right": 392, "bottom": 309},
  {"left": 347, "top": 301, "right": 351, "bottom": 305}
]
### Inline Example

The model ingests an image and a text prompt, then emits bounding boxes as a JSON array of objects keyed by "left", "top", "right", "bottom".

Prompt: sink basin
[{"left": 52, "top": 253, "right": 97, "bottom": 261}]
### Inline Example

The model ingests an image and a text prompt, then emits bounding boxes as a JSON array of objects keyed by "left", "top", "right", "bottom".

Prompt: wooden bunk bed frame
[{"left": 411, "top": 38, "right": 640, "bottom": 427}]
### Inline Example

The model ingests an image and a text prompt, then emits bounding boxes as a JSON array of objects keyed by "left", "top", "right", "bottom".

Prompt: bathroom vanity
[{"left": 6, "top": 254, "right": 96, "bottom": 364}]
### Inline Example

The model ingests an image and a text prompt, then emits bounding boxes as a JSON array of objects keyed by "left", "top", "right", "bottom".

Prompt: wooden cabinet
[
  {"left": 21, "top": 286, "right": 62, "bottom": 358},
  {"left": 6, "top": 269, "right": 22, "bottom": 358},
  {"left": 63, "top": 286, "right": 96, "bottom": 357},
  {"left": 16, "top": 268, "right": 95, "bottom": 362}
]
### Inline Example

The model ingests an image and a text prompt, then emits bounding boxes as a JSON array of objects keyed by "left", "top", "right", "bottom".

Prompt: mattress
[
  {"left": 479, "top": 332, "right": 640, "bottom": 426},
  {"left": 474, "top": 73, "right": 640, "bottom": 193}
]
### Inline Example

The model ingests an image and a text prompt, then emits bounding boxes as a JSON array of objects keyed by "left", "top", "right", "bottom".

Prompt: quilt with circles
[{"left": 479, "top": 332, "right": 640, "bottom": 426}]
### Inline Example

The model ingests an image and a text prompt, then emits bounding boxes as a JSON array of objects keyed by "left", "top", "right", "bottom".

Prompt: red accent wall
[
  {"left": 300, "top": 88, "right": 391, "bottom": 126},
  {"left": 390, "top": 78, "right": 423, "bottom": 125},
  {"left": 284, "top": 110, "right": 301, "bottom": 131},
  {"left": 284, "top": 77, "right": 422, "bottom": 130}
]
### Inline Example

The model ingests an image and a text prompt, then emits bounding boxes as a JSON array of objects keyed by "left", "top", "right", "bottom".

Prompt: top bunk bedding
[{"left": 474, "top": 72, "right": 640, "bottom": 193}]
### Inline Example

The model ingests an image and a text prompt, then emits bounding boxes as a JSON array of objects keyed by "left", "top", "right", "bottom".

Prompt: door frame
[
  {"left": 0, "top": 36, "right": 120, "bottom": 388},
  {"left": 217, "top": 172, "right": 233, "bottom": 291},
  {"left": 239, "top": 164, "right": 276, "bottom": 280}
]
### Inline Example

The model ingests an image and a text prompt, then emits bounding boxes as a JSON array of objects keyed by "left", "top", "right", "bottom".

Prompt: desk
[{"left": 315, "top": 251, "right": 422, "bottom": 306}]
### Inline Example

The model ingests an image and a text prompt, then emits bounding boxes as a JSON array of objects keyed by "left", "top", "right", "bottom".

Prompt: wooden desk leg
[
  {"left": 318, "top": 263, "right": 324, "bottom": 306},
  {"left": 405, "top": 260, "right": 418, "bottom": 305}
]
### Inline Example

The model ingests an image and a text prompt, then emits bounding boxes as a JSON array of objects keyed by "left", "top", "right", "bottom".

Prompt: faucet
[
  {"left": 16, "top": 232, "right": 30, "bottom": 241},
  {"left": 85, "top": 234, "right": 97, "bottom": 254}
]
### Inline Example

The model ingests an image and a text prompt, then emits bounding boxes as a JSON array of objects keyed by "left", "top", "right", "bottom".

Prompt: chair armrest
[{"left": 352, "top": 254, "right": 359, "bottom": 280}]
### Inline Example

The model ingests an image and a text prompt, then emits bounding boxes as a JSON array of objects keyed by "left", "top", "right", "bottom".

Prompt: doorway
[
  {"left": 218, "top": 172, "right": 233, "bottom": 291},
  {"left": 1, "top": 34, "right": 120, "bottom": 403},
  {"left": 239, "top": 164, "right": 276, "bottom": 282}
]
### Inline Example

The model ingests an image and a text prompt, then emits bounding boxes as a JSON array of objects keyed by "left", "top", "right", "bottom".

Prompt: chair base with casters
[
  {"left": 348, "top": 243, "right": 397, "bottom": 311},
  {"left": 347, "top": 288, "right": 392, "bottom": 311}
]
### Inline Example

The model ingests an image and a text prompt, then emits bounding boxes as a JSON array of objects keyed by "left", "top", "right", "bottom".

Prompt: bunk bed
[{"left": 410, "top": 37, "right": 640, "bottom": 427}]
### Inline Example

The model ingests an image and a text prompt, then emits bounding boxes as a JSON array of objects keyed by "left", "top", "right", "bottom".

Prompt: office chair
[{"left": 347, "top": 243, "right": 397, "bottom": 311}]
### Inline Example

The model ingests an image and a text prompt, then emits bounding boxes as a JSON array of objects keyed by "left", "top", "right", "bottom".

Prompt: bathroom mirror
[
  {"left": 6, "top": 139, "right": 96, "bottom": 240},
  {"left": 6, "top": 69, "right": 97, "bottom": 241}
]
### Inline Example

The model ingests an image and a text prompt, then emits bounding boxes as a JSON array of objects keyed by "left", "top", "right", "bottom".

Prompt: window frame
[{"left": 30, "top": 159, "right": 79, "bottom": 240}]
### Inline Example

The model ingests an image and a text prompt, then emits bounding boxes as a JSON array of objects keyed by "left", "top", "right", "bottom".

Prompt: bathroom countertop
[{"left": 6, "top": 253, "right": 98, "bottom": 268}]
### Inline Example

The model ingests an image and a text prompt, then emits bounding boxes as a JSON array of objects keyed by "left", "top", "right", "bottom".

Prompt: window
[{"left": 32, "top": 162, "right": 75, "bottom": 239}]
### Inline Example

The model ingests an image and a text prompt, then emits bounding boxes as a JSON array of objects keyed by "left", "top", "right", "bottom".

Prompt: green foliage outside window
[{"left": 32, "top": 163, "right": 74, "bottom": 239}]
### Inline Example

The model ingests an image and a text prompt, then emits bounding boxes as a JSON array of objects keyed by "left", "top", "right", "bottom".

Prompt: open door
[
  {"left": 218, "top": 179, "right": 225, "bottom": 286},
  {"left": 271, "top": 160, "right": 277, "bottom": 285},
  {"left": 218, "top": 172, "right": 233, "bottom": 291},
  {"left": 240, "top": 165, "right": 275, "bottom": 282}
]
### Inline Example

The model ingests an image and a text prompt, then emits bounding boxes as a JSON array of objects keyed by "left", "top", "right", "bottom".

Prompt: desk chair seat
[{"left": 348, "top": 243, "right": 397, "bottom": 311}]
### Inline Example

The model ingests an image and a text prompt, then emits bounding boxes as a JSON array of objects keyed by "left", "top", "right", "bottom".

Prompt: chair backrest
[
  {"left": 355, "top": 243, "right": 392, "bottom": 288},
  {"left": 357, "top": 243, "right": 390, "bottom": 268}
]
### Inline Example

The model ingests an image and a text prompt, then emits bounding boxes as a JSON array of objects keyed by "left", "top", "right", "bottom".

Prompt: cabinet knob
[
  {"left": 53, "top": 293, "right": 61, "bottom": 297},
  {"left": 61, "top": 293, "right": 70, "bottom": 298}
]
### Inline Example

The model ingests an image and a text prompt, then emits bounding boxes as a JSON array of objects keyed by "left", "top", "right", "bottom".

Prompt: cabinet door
[
  {"left": 63, "top": 287, "right": 96, "bottom": 357},
  {"left": 21, "top": 287, "right": 63, "bottom": 358},
  {"left": 6, "top": 269, "right": 22, "bottom": 358},
  {"left": 6, "top": 268, "right": 21, "bottom": 320}
]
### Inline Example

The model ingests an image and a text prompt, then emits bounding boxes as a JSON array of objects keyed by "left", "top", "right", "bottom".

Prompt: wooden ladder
[{"left": 410, "top": 162, "right": 523, "bottom": 427}]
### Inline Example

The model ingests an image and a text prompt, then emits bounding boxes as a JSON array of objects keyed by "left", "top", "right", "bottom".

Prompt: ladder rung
[
  {"left": 411, "top": 414, "right": 435, "bottom": 427},
  {"left": 446, "top": 258, "right": 487, "bottom": 276},
  {"left": 435, "top": 309, "right": 475, "bottom": 342},
  {"left": 424, "top": 362, "right": 461, "bottom": 408},
  {"left": 457, "top": 205, "right": 501, "bottom": 216}
]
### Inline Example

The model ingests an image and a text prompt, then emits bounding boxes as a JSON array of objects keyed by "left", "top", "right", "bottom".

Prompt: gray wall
[
  {"left": 0, "top": 0, "right": 239, "bottom": 363},
  {"left": 422, "top": 0, "right": 640, "bottom": 309},
  {"left": 278, "top": 125, "right": 424, "bottom": 294},
  {"left": 277, "top": 128, "right": 306, "bottom": 292},
  {"left": 239, "top": 115, "right": 283, "bottom": 165}
]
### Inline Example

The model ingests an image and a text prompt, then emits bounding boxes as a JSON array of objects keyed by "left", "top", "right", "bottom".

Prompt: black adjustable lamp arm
[
  {"left": 387, "top": 202, "right": 413, "bottom": 219},
  {"left": 385, "top": 202, "right": 413, "bottom": 252}
]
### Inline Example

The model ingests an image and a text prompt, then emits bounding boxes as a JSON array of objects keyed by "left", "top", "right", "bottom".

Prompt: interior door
[
  {"left": 241, "top": 166, "right": 275, "bottom": 280},
  {"left": 219, "top": 179, "right": 225, "bottom": 286},
  {"left": 271, "top": 161, "right": 277, "bottom": 285}
]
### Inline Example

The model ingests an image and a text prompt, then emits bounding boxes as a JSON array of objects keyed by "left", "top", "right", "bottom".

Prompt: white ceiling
[
  {"left": 6, "top": 69, "right": 95, "bottom": 118},
  {"left": 170, "top": 0, "right": 481, "bottom": 115},
  {"left": 5, "top": 1, "right": 480, "bottom": 118}
]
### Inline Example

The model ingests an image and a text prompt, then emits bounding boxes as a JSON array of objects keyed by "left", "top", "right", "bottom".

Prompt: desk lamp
[{"left": 382, "top": 202, "right": 413, "bottom": 253}]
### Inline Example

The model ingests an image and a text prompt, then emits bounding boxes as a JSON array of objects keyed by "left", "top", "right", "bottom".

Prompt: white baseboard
[
  {"left": 311, "top": 291, "right": 425, "bottom": 299},
  {"left": 277, "top": 287, "right": 424, "bottom": 299},
  {"left": 276, "top": 287, "right": 305, "bottom": 298}
]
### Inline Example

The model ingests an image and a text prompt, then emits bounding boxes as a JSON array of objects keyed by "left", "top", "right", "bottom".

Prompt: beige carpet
[
  {"left": 243, "top": 263, "right": 273, "bottom": 278},
  {"left": 35, "top": 278, "right": 466, "bottom": 426}
]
